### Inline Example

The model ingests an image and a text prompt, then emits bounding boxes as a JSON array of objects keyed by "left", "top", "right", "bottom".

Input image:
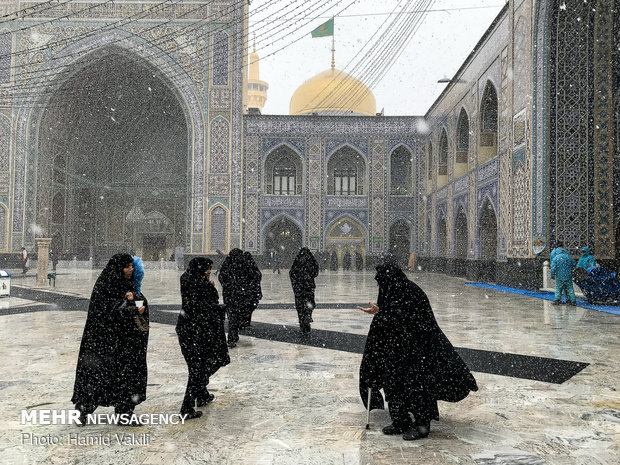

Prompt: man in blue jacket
[
  {"left": 576, "top": 247, "right": 596, "bottom": 269},
  {"left": 550, "top": 248, "right": 577, "bottom": 305}
]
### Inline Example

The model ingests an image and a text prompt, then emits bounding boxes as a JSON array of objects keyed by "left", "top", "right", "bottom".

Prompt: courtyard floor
[{"left": 1, "top": 266, "right": 618, "bottom": 464}]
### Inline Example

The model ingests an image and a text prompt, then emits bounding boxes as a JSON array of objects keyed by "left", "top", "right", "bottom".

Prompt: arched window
[
  {"left": 327, "top": 146, "right": 365, "bottom": 195},
  {"left": 455, "top": 108, "right": 469, "bottom": 178},
  {"left": 390, "top": 146, "right": 412, "bottom": 195},
  {"left": 480, "top": 81, "right": 498, "bottom": 162},
  {"left": 264, "top": 146, "right": 303, "bottom": 195}
]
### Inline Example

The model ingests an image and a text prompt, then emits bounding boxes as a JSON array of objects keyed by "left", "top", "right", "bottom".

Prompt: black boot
[
  {"left": 180, "top": 408, "right": 203, "bottom": 420},
  {"left": 402, "top": 422, "right": 430, "bottom": 440},
  {"left": 196, "top": 393, "right": 215, "bottom": 407}
]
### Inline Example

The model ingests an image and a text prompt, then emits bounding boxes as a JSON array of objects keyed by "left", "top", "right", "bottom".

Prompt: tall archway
[
  {"left": 389, "top": 219, "right": 411, "bottom": 267},
  {"left": 480, "top": 199, "right": 497, "bottom": 260},
  {"left": 327, "top": 146, "right": 366, "bottom": 195},
  {"left": 264, "top": 216, "right": 302, "bottom": 268},
  {"left": 479, "top": 81, "right": 498, "bottom": 163},
  {"left": 264, "top": 145, "right": 303, "bottom": 195},
  {"left": 390, "top": 146, "right": 412, "bottom": 195},
  {"left": 455, "top": 108, "right": 469, "bottom": 178},
  {"left": 36, "top": 50, "right": 189, "bottom": 260},
  {"left": 455, "top": 207, "right": 468, "bottom": 260}
]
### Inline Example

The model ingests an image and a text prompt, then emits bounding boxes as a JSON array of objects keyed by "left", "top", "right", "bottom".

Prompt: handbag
[{"left": 134, "top": 312, "right": 149, "bottom": 332}]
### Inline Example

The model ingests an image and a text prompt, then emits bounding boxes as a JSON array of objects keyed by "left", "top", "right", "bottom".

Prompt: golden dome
[{"left": 289, "top": 68, "right": 376, "bottom": 116}]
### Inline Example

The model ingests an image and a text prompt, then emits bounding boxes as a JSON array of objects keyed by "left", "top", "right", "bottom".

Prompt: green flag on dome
[{"left": 311, "top": 18, "right": 334, "bottom": 38}]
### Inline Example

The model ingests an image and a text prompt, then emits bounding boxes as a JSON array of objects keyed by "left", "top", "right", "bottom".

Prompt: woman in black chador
[
  {"left": 358, "top": 264, "right": 477, "bottom": 440},
  {"left": 240, "top": 252, "right": 262, "bottom": 329},
  {"left": 177, "top": 257, "right": 229, "bottom": 419},
  {"left": 218, "top": 248, "right": 246, "bottom": 347},
  {"left": 72, "top": 253, "right": 149, "bottom": 425},
  {"left": 289, "top": 247, "right": 319, "bottom": 333}
]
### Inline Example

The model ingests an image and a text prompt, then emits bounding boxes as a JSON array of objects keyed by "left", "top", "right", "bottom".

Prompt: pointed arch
[
  {"left": 327, "top": 145, "right": 366, "bottom": 195},
  {"left": 264, "top": 144, "right": 304, "bottom": 195},
  {"left": 479, "top": 80, "right": 498, "bottom": 163},
  {"left": 15, "top": 30, "right": 203, "bottom": 253},
  {"left": 479, "top": 197, "right": 498, "bottom": 260},
  {"left": 438, "top": 128, "right": 448, "bottom": 188},
  {"left": 454, "top": 205, "right": 468, "bottom": 260},
  {"left": 390, "top": 144, "right": 412, "bottom": 195},
  {"left": 455, "top": 107, "right": 469, "bottom": 178}
]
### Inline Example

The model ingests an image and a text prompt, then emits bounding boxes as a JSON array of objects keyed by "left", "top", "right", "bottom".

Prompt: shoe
[
  {"left": 402, "top": 424, "right": 430, "bottom": 441},
  {"left": 382, "top": 423, "right": 409, "bottom": 435},
  {"left": 180, "top": 409, "right": 203, "bottom": 420},
  {"left": 568, "top": 301, "right": 577, "bottom": 306},
  {"left": 552, "top": 300, "right": 561, "bottom": 306},
  {"left": 300, "top": 322, "right": 311, "bottom": 334},
  {"left": 196, "top": 394, "right": 215, "bottom": 407}
]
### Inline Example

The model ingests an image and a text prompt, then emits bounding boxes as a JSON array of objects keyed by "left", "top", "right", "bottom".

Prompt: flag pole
[{"left": 331, "top": 17, "right": 335, "bottom": 69}]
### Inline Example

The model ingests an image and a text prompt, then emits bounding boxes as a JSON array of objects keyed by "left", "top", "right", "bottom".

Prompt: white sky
[{"left": 249, "top": 0, "right": 507, "bottom": 116}]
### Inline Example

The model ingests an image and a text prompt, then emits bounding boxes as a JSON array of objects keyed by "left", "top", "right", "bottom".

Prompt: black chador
[
  {"left": 289, "top": 247, "right": 319, "bottom": 333},
  {"left": 72, "top": 254, "right": 149, "bottom": 424},
  {"left": 240, "top": 252, "right": 262, "bottom": 329},
  {"left": 177, "top": 257, "right": 229, "bottom": 418},
  {"left": 359, "top": 264, "right": 477, "bottom": 440},
  {"left": 218, "top": 248, "right": 246, "bottom": 347}
]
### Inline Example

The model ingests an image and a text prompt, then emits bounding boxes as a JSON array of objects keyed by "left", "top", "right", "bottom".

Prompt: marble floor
[{"left": 1, "top": 266, "right": 619, "bottom": 464}]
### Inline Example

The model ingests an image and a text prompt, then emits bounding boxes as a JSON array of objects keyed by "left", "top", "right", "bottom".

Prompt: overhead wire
[
  {"left": 336, "top": 0, "right": 434, "bottom": 114},
  {"left": 296, "top": 0, "right": 411, "bottom": 114},
  {"left": 3, "top": 0, "right": 341, "bottom": 99},
  {"left": 1, "top": 0, "right": 313, "bottom": 104}
]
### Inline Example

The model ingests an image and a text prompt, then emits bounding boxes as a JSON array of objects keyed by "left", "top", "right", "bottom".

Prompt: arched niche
[
  {"left": 327, "top": 146, "right": 366, "bottom": 195},
  {"left": 264, "top": 145, "right": 303, "bottom": 195},
  {"left": 437, "top": 216, "right": 447, "bottom": 256},
  {"left": 479, "top": 198, "right": 498, "bottom": 260},
  {"left": 390, "top": 145, "right": 412, "bottom": 195},
  {"left": 455, "top": 108, "right": 469, "bottom": 178},
  {"left": 438, "top": 129, "right": 448, "bottom": 188},
  {"left": 454, "top": 206, "right": 468, "bottom": 259},
  {"left": 479, "top": 81, "right": 498, "bottom": 163}
]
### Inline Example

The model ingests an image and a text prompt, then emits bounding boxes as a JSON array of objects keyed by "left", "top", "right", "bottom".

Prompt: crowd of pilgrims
[{"left": 71, "top": 249, "right": 477, "bottom": 439}]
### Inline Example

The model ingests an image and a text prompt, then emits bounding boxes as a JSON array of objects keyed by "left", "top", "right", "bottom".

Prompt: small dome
[{"left": 289, "top": 68, "right": 376, "bottom": 116}]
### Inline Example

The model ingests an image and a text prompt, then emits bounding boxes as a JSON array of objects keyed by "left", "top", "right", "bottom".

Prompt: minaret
[{"left": 247, "top": 39, "right": 268, "bottom": 113}]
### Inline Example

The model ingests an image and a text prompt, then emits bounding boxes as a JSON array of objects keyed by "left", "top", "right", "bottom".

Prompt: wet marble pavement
[{"left": 1, "top": 268, "right": 619, "bottom": 464}]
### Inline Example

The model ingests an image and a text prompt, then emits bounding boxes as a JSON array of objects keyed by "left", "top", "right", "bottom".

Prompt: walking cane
[{"left": 365, "top": 387, "right": 372, "bottom": 429}]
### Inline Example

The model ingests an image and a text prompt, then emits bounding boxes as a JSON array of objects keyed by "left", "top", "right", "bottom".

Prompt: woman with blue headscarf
[{"left": 72, "top": 253, "right": 149, "bottom": 426}]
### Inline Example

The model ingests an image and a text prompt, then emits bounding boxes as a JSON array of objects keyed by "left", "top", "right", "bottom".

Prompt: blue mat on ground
[{"left": 465, "top": 282, "right": 620, "bottom": 316}]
